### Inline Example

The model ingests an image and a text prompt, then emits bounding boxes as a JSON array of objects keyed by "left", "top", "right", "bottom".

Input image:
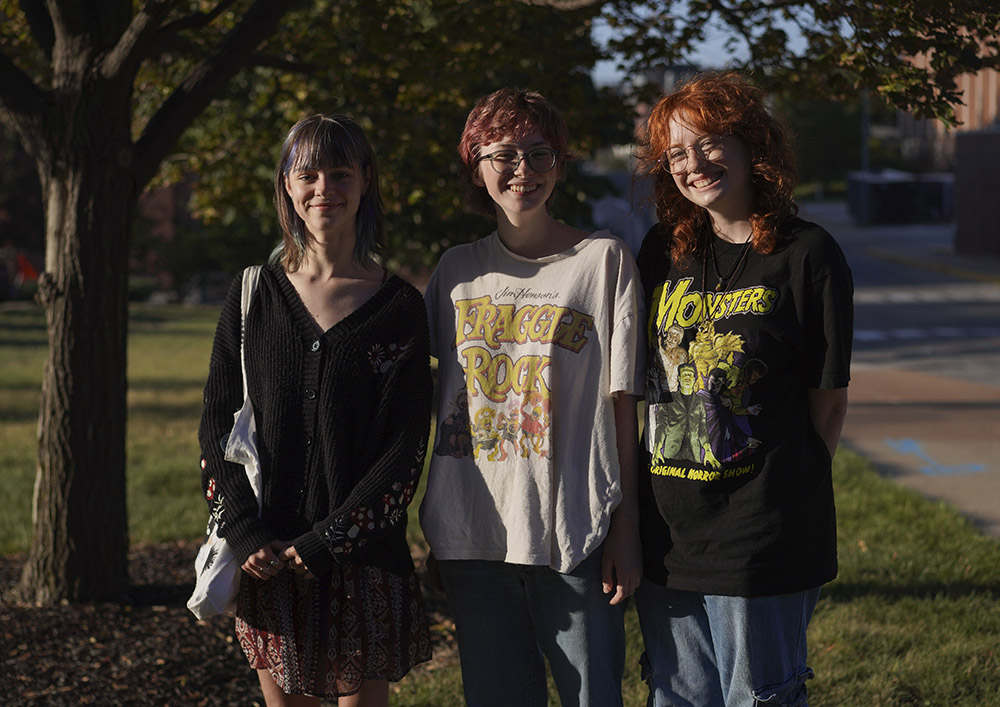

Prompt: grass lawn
[{"left": 2, "top": 303, "right": 999, "bottom": 705}]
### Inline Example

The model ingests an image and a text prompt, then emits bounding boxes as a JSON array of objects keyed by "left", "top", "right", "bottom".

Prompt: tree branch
[
  {"left": 99, "top": 0, "right": 176, "bottom": 83},
  {"left": 45, "top": 0, "right": 94, "bottom": 39},
  {"left": 519, "top": 0, "right": 605, "bottom": 7},
  {"left": 156, "top": 0, "right": 240, "bottom": 38},
  {"left": 139, "top": 0, "right": 242, "bottom": 59},
  {"left": 133, "top": 0, "right": 308, "bottom": 188},
  {"left": 249, "top": 52, "right": 317, "bottom": 74}
]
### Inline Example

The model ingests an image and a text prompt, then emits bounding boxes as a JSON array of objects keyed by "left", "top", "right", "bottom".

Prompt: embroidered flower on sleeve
[
  {"left": 367, "top": 336, "right": 414, "bottom": 374},
  {"left": 321, "top": 439, "right": 427, "bottom": 560},
  {"left": 400, "top": 479, "right": 416, "bottom": 506},
  {"left": 382, "top": 492, "right": 398, "bottom": 515},
  {"left": 347, "top": 507, "right": 376, "bottom": 538}
]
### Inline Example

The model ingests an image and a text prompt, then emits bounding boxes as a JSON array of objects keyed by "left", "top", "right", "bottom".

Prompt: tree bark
[
  {"left": 5, "top": 0, "right": 301, "bottom": 605},
  {"left": 11, "top": 20, "right": 138, "bottom": 599},
  {"left": 15, "top": 159, "right": 135, "bottom": 603}
]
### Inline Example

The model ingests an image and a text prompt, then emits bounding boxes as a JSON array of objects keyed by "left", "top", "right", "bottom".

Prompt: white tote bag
[{"left": 187, "top": 266, "right": 263, "bottom": 620}]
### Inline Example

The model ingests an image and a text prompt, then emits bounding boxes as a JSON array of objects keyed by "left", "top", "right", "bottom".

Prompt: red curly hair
[
  {"left": 458, "top": 88, "right": 570, "bottom": 218},
  {"left": 635, "top": 72, "right": 798, "bottom": 264}
]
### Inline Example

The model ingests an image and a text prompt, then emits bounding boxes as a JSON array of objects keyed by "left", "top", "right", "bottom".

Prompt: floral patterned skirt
[{"left": 235, "top": 562, "right": 431, "bottom": 698}]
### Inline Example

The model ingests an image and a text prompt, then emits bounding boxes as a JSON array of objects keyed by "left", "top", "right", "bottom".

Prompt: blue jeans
[
  {"left": 437, "top": 547, "right": 625, "bottom": 707},
  {"left": 635, "top": 581, "right": 820, "bottom": 707}
]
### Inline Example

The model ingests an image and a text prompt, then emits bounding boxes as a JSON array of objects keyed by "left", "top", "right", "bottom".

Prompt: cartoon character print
[
  {"left": 367, "top": 336, "right": 413, "bottom": 375},
  {"left": 649, "top": 323, "right": 689, "bottom": 402},
  {"left": 518, "top": 391, "right": 552, "bottom": 460},
  {"left": 495, "top": 407, "right": 522, "bottom": 461},
  {"left": 653, "top": 362, "right": 717, "bottom": 467},
  {"left": 697, "top": 365, "right": 760, "bottom": 465},
  {"left": 471, "top": 407, "right": 502, "bottom": 461},
  {"left": 435, "top": 391, "right": 551, "bottom": 462},
  {"left": 688, "top": 318, "right": 743, "bottom": 386},
  {"left": 434, "top": 387, "right": 473, "bottom": 458},
  {"left": 649, "top": 318, "right": 764, "bottom": 469}
]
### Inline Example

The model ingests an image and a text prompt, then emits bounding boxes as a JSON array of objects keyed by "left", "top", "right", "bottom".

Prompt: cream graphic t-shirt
[{"left": 420, "top": 230, "right": 644, "bottom": 572}]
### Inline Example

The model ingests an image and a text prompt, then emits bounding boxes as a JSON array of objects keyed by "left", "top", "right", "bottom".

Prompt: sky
[
  {"left": 590, "top": 13, "right": 808, "bottom": 87},
  {"left": 590, "top": 16, "right": 748, "bottom": 87}
]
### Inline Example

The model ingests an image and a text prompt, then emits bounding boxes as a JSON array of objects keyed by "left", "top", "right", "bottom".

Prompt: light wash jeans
[
  {"left": 437, "top": 547, "right": 625, "bottom": 707},
  {"left": 635, "top": 581, "right": 820, "bottom": 707}
]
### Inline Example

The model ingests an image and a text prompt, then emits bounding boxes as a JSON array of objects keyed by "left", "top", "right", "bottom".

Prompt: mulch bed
[{"left": 0, "top": 541, "right": 455, "bottom": 706}]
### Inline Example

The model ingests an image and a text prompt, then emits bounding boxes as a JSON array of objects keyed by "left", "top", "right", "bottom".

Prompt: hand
[
  {"left": 425, "top": 551, "right": 444, "bottom": 593},
  {"left": 277, "top": 545, "right": 315, "bottom": 579},
  {"left": 601, "top": 511, "right": 642, "bottom": 606},
  {"left": 241, "top": 540, "right": 290, "bottom": 581}
]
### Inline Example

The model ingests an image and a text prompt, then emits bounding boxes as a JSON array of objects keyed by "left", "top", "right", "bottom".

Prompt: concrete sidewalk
[
  {"left": 841, "top": 368, "right": 1000, "bottom": 538},
  {"left": 800, "top": 202, "right": 1000, "bottom": 540}
]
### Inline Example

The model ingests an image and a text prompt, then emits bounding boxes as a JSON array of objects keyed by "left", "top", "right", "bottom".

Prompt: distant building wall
[
  {"left": 954, "top": 130, "right": 1000, "bottom": 256},
  {"left": 898, "top": 61, "right": 1000, "bottom": 170}
]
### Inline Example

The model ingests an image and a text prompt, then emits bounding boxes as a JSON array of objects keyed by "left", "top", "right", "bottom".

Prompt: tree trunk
[
  {"left": 2, "top": 0, "right": 301, "bottom": 605},
  {"left": 14, "top": 128, "right": 136, "bottom": 605}
]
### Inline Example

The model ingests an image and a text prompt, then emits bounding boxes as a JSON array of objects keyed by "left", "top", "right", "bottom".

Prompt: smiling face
[
  {"left": 473, "top": 130, "right": 558, "bottom": 221},
  {"left": 667, "top": 116, "right": 753, "bottom": 222},
  {"left": 283, "top": 162, "right": 368, "bottom": 241}
]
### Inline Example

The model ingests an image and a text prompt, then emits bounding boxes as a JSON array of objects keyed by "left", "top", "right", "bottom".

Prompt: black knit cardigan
[{"left": 198, "top": 264, "right": 432, "bottom": 579}]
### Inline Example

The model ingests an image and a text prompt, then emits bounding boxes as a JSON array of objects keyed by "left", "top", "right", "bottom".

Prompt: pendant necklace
[
  {"left": 700, "top": 230, "right": 753, "bottom": 335},
  {"left": 709, "top": 233, "right": 753, "bottom": 292}
]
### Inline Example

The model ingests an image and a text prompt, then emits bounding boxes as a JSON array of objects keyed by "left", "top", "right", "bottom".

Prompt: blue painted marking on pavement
[{"left": 885, "top": 438, "right": 987, "bottom": 476}]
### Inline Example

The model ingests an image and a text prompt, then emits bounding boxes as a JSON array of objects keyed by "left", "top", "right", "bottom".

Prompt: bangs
[
  {"left": 286, "top": 119, "right": 367, "bottom": 173},
  {"left": 478, "top": 117, "right": 542, "bottom": 152},
  {"left": 273, "top": 113, "right": 386, "bottom": 271}
]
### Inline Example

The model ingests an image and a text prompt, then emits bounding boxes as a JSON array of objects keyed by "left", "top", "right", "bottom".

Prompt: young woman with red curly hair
[{"left": 633, "top": 72, "right": 854, "bottom": 707}]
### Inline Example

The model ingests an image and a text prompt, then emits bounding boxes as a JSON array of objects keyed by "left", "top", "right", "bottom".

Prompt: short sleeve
[
  {"left": 803, "top": 233, "right": 854, "bottom": 389},
  {"left": 609, "top": 242, "right": 647, "bottom": 396}
]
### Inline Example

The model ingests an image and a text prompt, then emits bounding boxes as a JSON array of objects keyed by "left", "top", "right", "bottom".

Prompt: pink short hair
[{"left": 458, "top": 88, "right": 570, "bottom": 218}]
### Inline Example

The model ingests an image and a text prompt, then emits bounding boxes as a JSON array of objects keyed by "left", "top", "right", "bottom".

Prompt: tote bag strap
[{"left": 239, "top": 266, "right": 262, "bottom": 399}]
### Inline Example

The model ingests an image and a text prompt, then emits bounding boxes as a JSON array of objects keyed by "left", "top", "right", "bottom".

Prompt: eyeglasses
[
  {"left": 660, "top": 134, "right": 726, "bottom": 175},
  {"left": 477, "top": 147, "right": 559, "bottom": 175}
]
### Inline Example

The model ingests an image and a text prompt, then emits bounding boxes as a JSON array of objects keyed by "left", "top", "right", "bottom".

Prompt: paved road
[{"left": 799, "top": 202, "right": 1000, "bottom": 539}]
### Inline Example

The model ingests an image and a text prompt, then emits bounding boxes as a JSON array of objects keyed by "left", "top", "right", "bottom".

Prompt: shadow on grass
[
  {"left": 128, "top": 324, "right": 219, "bottom": 337},
  {"left": 0, "top": 409, "right": 40, "bottom": 425},
  {"left": 129, "top": 378, "right": 208, "bottom": 391},
  {"left": 1, "top": 386, "right": 204, "bottom": 423},
  {"left": 128, "top": 402, "right": 204, "bottom": 421},
  {"left": 0, "top": 316, "right": 45, "bottom": 330},
  {"left": 0, "top": 337, "right": 47, "bottom": 347}
]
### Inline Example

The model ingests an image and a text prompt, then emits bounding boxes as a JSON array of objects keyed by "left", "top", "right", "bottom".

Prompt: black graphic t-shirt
[{"left": 637, "top": 217, "right": 853, "bottom": 597}]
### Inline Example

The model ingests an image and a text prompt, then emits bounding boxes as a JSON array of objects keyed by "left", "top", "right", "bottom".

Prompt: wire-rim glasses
[
  {"left": 477, "top": 147, "right": 559, "bottom": 175},
  {"left": 660, "top": 134, "right": 726, "bottom": 175}
]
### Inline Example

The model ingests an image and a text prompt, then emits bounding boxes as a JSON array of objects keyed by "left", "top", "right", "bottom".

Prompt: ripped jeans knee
[{"left": 752, "top": 667, "right": 815, "bottom": 706}]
